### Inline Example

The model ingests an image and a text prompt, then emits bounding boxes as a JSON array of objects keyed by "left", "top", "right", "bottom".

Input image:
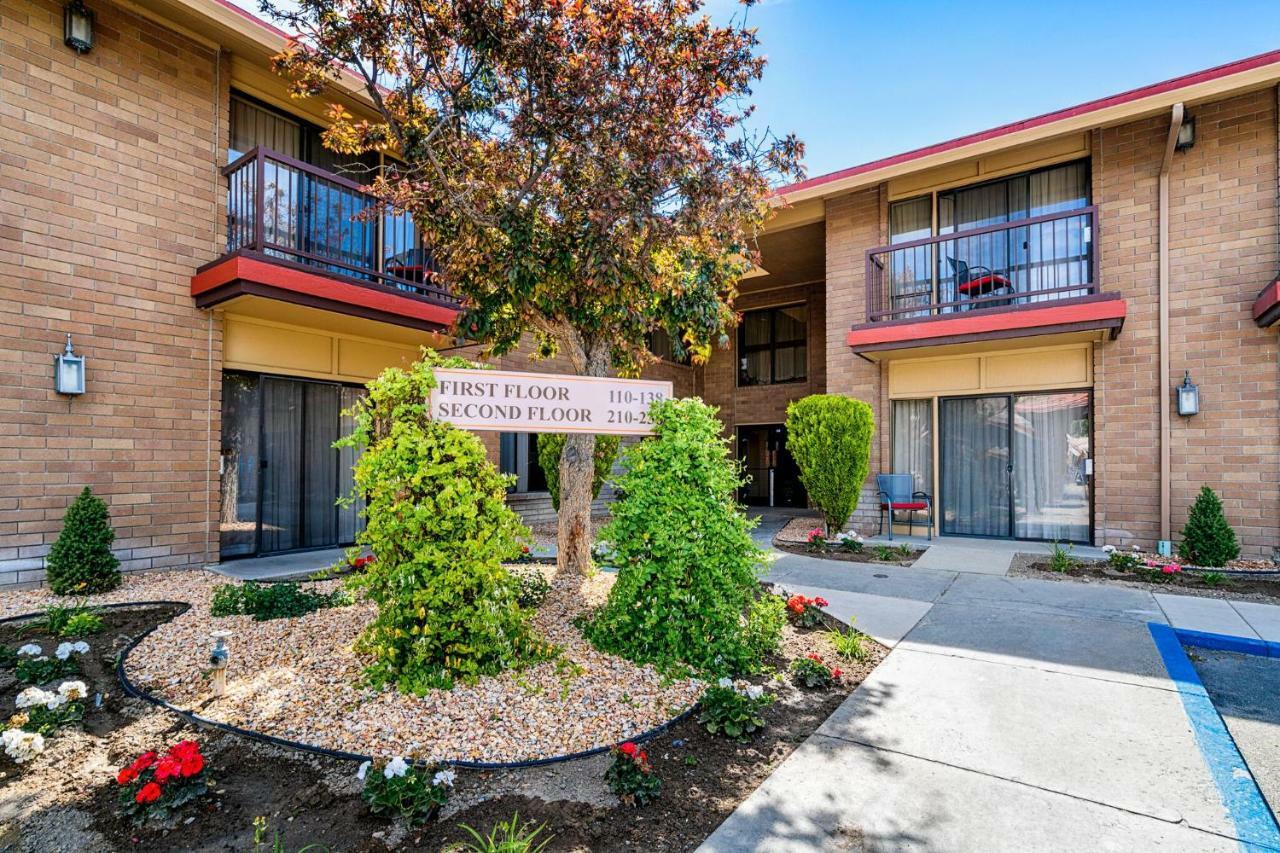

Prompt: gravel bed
[{"left": 0, "top": 569, "right": 700, "bottom": 766}]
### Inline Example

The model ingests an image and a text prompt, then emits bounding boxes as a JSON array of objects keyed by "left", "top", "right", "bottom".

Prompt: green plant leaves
[{"left": 785, "top": 395, "right": 874, "bottom": 534}]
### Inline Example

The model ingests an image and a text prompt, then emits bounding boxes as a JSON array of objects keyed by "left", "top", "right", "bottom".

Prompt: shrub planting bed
[
  {"left": 1011, "top": 553, "right": 1280, "bottom": 604},
  {"left": 0, "top": 573, "right": 886, "bottom": 852},
  {"left": 772, "top": 519, "right": 926, "bottom": 567}
]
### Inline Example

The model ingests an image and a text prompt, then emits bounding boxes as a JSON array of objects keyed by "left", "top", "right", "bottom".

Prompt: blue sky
[
  {"left": 706, "top": 0, "right": 1280, "bottom": 179},
  {"left": 234, "top": 0, "right": 1280, "bottom": 181}
]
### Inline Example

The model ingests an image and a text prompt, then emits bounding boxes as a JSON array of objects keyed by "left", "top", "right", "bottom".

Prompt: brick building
[{"left": 0, "top": 0, "right": 1277, "bottom": 585}]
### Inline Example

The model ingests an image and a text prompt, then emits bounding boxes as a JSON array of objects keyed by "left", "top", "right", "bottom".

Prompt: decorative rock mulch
[{"left": 0, "top": 568, "right": 700, "bottom": 766}]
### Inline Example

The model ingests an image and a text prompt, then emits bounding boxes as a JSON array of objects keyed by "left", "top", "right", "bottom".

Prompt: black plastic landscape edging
[{"left": 2, "top": 599, "right": 696, "bottom": 771}]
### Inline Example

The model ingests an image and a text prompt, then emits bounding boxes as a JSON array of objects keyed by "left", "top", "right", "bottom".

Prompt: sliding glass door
[
  {"left": 219, "top": 373, "right": 366, "bottom": 559},
  {"left": 940, "top": 392, "right": 1091, "bottom": 542}
]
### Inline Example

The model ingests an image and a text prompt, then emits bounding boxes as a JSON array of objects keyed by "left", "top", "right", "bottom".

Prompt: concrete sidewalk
[{"left": 706, "top": 548, "right": 1280, "bottom": 852}]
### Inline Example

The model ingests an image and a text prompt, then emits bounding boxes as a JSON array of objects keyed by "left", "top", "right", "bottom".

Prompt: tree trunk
[{"left": 558, "top": 343, "right": 609, "bottom": 577}]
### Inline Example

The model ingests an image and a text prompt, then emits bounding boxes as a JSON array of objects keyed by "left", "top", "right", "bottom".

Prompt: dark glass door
[
  {"left": 260, "top": 378, "right": 304, "bottom": 553},
  {"left": 940, "top": 396, "right": 1012, "bottom": 537},
  {"left": 218, "top": 374, "right": 261, "bottom": 557},
  {"left": 737, "top": 425, "right": 807, "bottom": 508}
]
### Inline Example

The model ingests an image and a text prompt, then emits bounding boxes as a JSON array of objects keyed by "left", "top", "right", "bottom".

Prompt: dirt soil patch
[
  {"left": 0, "top": 591, "right": 885, "bottom": 852},
  {"left": 772, "top": 539, "right": 925, "bottom": 568},
  {"left": 1010, "top": 554, "right": 1280, "bottom": 605}
]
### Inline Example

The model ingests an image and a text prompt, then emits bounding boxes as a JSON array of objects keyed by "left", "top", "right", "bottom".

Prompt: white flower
[
  {"left": 72, "top": 641, "right": 89, "bottom": 654},
  {"left": 1, "top": 729, "right": 44, "bottom": 763},
  {"left": 57, "top": 681, "right": 87, "bottom": 702},
  {"left": 16, "top": 687, "right": 57, "bottom": 710},
  {"left": 1102, "top": 545, "right": 1116, "bottom": 555},
  {"left": 356, "top": 760, "right": 371, "bottom": 781},
  {"left": 431, "top": 769, "right": 456, "bottom": 788},
  {"left": 16, "top": 644, "right": 41, "bottom": 657},
  {"left": 383, "top": 757, "right": 409, "bottom": 778},
  {"left": 54, "top": 643, "right": 74, "bottom": 661},
  {"left": 716, "top": 677, "right": 733, "bottom": 689},
  {"left": 745, "top": 684, "right": 765, "bottom": 700}
]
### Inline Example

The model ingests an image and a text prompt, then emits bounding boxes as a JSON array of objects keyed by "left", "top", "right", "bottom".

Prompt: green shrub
[
  {"left": 743, "top": 594, "right": 787, "bottom": 663},
  {"left": 697, "top": 681, "right": 771, "bottom": 740},
  {"left": 458, "top": 813, "right": 553, "bottom": 853},
  {"left": 339, "top": 353, "right": 552, "bottom": 693},
  {"left": 210, "top": 582, "right": 349, "bottom": 621},
  {"left": 25, "top": 601, "right": 102, "bottom": 638},
  {"left": 536, "top": 433, "right": 621, "bottom": 511},
  {"left": 784, "top": 395, "right": 874, "bottom": 534},
  {"left": 509, "top": 567, "right": 550, "bottom": 609},
  {"left": 1048, "top": 541, "right": 1077, "bottom": 573},
  {"left": 1179, "top": 487, "right": 1240, "bottom": 568},
  {"left": 360, "top": 760, "right": 452, "bottom": 826},
  {"left": 826, "top": 626, "right": 870, "bottom": 662},
  {"left": 603, "top": 743, "right": 661, "bottom": 806},
  {"left": 1200, "top": 571, "right": 1228, "bottom": 587},
  {"left": 1106, "top": 549, "right": 1142, "bottom": 571},
  {"left": 46, "top": 487, "right": 121, "bottom": 596},
  {"left": 582, "top": 398, "right": 765, "bottom": 677}
]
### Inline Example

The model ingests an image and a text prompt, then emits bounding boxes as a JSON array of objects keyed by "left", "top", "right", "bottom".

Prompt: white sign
[{"left": 430, "top": 368, "right": 673, "bottom": 435}]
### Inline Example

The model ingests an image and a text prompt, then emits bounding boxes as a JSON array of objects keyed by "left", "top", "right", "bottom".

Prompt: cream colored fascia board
[{"left": 780, "top": 64, "right": 1280, "bottom": 206}]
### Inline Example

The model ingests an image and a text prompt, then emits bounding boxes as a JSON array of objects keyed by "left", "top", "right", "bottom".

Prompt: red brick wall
[{"left": 0, "top": 0, "right": 224, "bottom": 583}]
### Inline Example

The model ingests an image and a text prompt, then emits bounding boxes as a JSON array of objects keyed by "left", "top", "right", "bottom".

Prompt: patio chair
[
  {"left": 877, "top": 473, "right": 933, "bottom": 541},
  {"left": 948, "top": 257, "right": 1013, "bottom": 310}
]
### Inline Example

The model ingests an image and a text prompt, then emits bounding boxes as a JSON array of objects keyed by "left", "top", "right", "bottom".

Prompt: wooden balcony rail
[
  {"left": 222, "top": 147, "right": 457, "bottom": 305},
  {"left": 864, "top": 206, "right": 1098, "bottom": 323}
]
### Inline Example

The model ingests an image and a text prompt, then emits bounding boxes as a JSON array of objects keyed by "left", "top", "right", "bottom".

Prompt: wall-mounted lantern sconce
[
  {"left": 1175, "top": 115, "right": 1196, "bottom": 151},
  {"left": 64, "top": 0, "right": 94, "bottom": 54},
  {"left": 1176, "top": 370, "right": 1199, "bottom": 416},
  {"left": 54, "top": 334, "right": 86, "bottom": 396}
]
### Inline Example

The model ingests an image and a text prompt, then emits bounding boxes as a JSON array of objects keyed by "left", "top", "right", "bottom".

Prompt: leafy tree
[
  {"left": 337, "top": 352, "right": 553, "bottom": 693},
  {"left": 267, "top": 0, "right": 803, "bottom": 576},
  {"left": 47, "top": 487, "right": 121, "bottom": 595},
  {"left": 785, "top": 395, "right": 874, "bottom": 534},
  {"left": 584, "top": 398, "right": 765, "bottom": 676},
  {"left": 536, "top": 433, "right": 620, "bottom": 512},
  {"left": 1178, "top": 486, "right": 1240, "bottom": 568}
]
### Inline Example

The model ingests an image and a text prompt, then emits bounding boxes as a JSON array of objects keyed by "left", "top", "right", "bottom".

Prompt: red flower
[
  {"left": 168, "top": 741, "right": 200, "bottom": 761},
  {"left": 807, "top": 653, "right": 823, "bottom": 662},
  {"left": 116, "top": 767, "right": 138, "bottom": 786},
  {"left": 178, "top": 752, "right": 204, "bottom": 778},
  {"left": 618, "top": 741, "right": 637, "bottom": 759},
  {"left": 832, "top": 668, "right": 843, "bottom": 678},
  {"left": 815, "top": 597, "right": 829, "bottom": 608},
  {"left": 135, "top": 782, "right": 162, "bottom": 804},
  {"left": 153, "top": 755, "right": 183, "bottom": 783},
  {"left": 638, "top": 750, "right": 649, "bottom": 764},
  {"left": 130, "top": 751, "right": 158, "bottom": 773}
]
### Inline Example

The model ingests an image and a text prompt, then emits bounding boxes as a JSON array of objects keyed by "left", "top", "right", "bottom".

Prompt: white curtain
[
  {"left": 1012, "top": 393, "right": 1090, "bottom": 541},
  {"left": 940, "top": 396, "right": 1011, "bottom": 537},
  {"left": 891, "top": 400, "right": 933, "bottom": 495}
]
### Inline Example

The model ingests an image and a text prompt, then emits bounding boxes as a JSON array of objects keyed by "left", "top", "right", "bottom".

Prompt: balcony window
[
  {"left": 738, "top": 304, "right": 807, "bottom": 386},
  {"left": 880, "top": 160, "right": 1092, "bottom": 320}
]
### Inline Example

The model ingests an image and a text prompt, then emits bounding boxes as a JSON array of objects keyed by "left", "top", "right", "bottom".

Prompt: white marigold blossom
[
  {"left": 383, "top": 756, "right": 409, "bottom": 778},
  {"left": 716, "top": 677, "right": 733, "bottom": 689},
  {"left": 57, "top": 681, "right": 87, "bottom": 702},
  {"left": 356, "top": 760, "right": 371, "bottom": 781},
  {"left": 2, "top": 728, "right": 45, "bottom": 763},
  {"left": 16, "top": 687, "right": 56, "bottom": 710},
  {"left": 16, "top": 644, "right": 41, "bottom": 657},
  {"left": 432, "top": 769, "right": 456, "bottom": 788}
]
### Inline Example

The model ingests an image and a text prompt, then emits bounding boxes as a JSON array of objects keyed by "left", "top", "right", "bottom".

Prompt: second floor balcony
[
  {"left": 191, "top": 147, "right": 460, "bottom": 333},
  {"left": 849, "top": 206, "right": 1126, "bottom": 357}
]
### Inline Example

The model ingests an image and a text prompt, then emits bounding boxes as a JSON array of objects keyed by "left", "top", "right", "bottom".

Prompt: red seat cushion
[
  {"left": 881, "top": 501, "right": 928, "bottom": 511},
  {"left": 958, "top": 274, "right": 1011, "bottom": 293}
]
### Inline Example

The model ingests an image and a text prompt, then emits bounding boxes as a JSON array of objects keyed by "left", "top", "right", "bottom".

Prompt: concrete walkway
[{"left": 704, "top": 542, "right": 1280, "bottom": 852}]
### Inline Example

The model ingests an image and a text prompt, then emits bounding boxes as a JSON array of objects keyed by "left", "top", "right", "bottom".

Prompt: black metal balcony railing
[
  {"left": 223, "top": 147, "right": 457, "bottom": 305},
  {"left": 865, "top": 206, "right": 1098, "bottom": 323}
]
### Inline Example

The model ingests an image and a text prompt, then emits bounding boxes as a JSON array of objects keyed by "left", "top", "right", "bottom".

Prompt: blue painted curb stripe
[
  {"left": 1174, "top": 627, "right": 1280, "bottom": 660},
  {"left": 1148, "top": 622, "right": 1280, "bottom": 852}
]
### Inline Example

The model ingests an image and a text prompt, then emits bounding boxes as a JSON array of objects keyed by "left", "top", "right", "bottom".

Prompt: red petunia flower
[
  {"left": 168, "top": 740, "right": 200, "bottom": 761},
  {"left": 618, "top": 741, "right": 637, "bottom": 758},
  {"left": 135, "top": 782, "right": 162, "bottom": 804},
  {"left": 153, "top": 755, "right": 183, "bottom": 783},
  {"left": 178, "top": 752, "right": 204, "bottom": 778},
  {"left": 130, "top": 751, "right": 158, "bottom": 773},
  {"left": 116, "top": 767, "right": 138, "bottom": 786}
]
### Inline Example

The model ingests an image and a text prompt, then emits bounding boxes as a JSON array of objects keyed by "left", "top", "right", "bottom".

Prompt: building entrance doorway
[
  {"left": 218, "top": 372, "right": 366, "bottom": 559},
  {"left": 737, "top": 424, "right": 807, "bottom": 508}
]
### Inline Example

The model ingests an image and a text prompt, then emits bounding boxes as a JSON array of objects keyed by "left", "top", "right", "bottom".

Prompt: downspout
[{"left": 1159, "top": 103, "right": 1184, "bottom": 544}]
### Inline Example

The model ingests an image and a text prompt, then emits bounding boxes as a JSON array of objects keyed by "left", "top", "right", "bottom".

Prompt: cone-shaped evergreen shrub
[
  {"left": 536, "top": 432, "right": 620, "bottom": 511},
  {"left": 785, "top": 394, "right": 875, "bottom": 534},
  {"left": 338, "top": 352, "right": 552, "bottom": 693},
  {"left": 46, "top": 486, "right": 121, "bottom": 595},
  {"left": 584, "top": 398, "right": 765, "bottom": 677},
  {"left": 1178, "top": 486, "right": 1240, "bottom": 568}
]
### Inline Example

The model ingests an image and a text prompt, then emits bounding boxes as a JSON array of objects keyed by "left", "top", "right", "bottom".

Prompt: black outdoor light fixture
[
  {"left": 1175, "top": 115, "right": 1196, "bottom": 151},
  {"left": 1176, "top": 370, "right": 1199, "bottom": 416},
  {"left": 54, "top": 334, "right": 86, "bottom": 396},
  {"left": 64, "top": 0, "right": 94, "bottom": 54}
]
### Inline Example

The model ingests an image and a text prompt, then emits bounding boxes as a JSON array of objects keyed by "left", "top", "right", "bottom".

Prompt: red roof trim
[
  {"left": 1254, "top": 278, "right": 1280, "bottom": 327},
  {"left": 779, "top": 49, "right": 1280, "bottom": 198}
]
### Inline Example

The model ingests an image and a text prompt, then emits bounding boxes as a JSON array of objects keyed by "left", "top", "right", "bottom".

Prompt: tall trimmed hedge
[
  {"left": 338, "top": 352, "right": 552, "bottom": 693},
  {"left": 1178, "top": 486, "right": 1240, "bottom": 568},
  {"left": 785, "top": 394, "right": 874, "bottom": 534},
  {"left": 47, "top": 486, "right": 121, "bottom": 595},
  {"left": 536, "top": 433, "right": 620, "bottom": 511},
  {"left": 583, "top": 398, "right": 765, "bottom": 677}
]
